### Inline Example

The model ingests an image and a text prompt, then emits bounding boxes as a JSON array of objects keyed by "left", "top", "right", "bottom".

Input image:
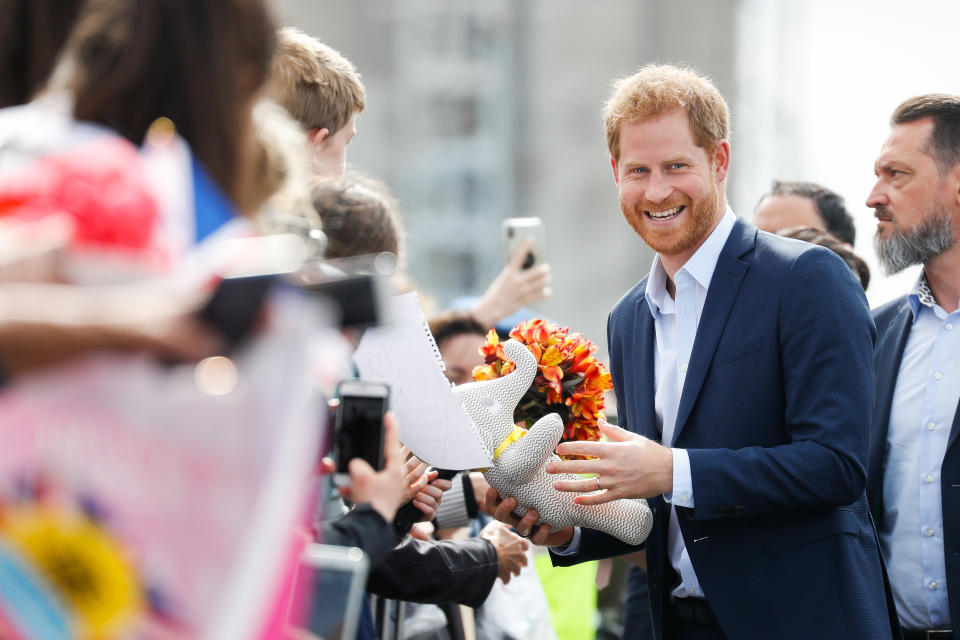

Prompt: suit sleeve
[
  {"left": 686, "top": 249, "right": 876, "bottom": 520},
  {"left": 549, "top": 526, "right": 645, "bottom": 566}
]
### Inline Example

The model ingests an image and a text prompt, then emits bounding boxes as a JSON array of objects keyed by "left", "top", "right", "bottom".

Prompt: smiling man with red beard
[
  {"left": 613, "top": 108, "right": 725, "bottom": 275},
  {"left": 487, "top": 64, "right": 899, "bottom": 640},
  {"left": 866, "top": 94, "right": 960, "bottom": 640}
]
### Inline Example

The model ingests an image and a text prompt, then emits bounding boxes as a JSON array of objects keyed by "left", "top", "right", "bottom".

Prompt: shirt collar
[
  {"left": 645, "top": 207, "right": 737, "bottom": 317},
  {"left": 908, "top": 270, "right": 954, "bottom": 320}
]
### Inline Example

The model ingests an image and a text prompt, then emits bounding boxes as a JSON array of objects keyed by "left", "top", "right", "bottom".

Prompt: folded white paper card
[{"left": 354, "top": 292, "right": 492, "bottom": 469}]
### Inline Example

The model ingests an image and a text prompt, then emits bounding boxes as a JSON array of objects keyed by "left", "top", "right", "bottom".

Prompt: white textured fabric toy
[{"left": 453, "top": 339, "right": 652, "bottom": 545}]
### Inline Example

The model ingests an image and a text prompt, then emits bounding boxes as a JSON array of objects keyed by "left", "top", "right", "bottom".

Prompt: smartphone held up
[
  {"left": 332, "top": 380, "right": 390, "bottom": 487},
  {"left": 501, "top": 217, "right": 547, "bottom": 269}
]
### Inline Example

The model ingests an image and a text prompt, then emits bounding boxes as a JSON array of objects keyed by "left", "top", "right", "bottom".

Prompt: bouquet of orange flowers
[{"left": 472, "top": 319, "right": 613, "bottom": 457}]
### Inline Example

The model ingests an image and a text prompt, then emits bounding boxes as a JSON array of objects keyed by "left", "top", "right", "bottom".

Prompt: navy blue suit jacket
[
  {"left": 553, "top": 219, "right": 897, "bottom": 639},
  {"left": 868, "top": 296, "right": 960, "bottom": 635}
]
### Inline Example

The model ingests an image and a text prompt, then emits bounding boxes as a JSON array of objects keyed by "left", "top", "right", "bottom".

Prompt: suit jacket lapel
[
  {"left": 867, "top": 299, "right": 912, "bottom": 519},
  {"left": 947, "top": 398, "right": 960, "bottom": 453},
  {"left": 632, "top": 297, "right": 659, "bottom": 440},
  {"left": 673, "top": 219, "right": 753, "bottom": 442},
  {"left": 872, "top": 301, "right": 913, "bottom": 451}
]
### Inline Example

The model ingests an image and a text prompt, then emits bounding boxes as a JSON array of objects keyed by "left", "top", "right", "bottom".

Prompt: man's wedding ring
[{"left": 596, "top": 476, "right": 602, "bottom": 492}]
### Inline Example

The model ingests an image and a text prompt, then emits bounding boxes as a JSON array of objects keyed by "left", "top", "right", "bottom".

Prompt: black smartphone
[
  {"left": 333, "top": 380, "right": 390, "bottom": 487},
  {"left": 197, "top": 274, "right": 275, "bottom": 347}
]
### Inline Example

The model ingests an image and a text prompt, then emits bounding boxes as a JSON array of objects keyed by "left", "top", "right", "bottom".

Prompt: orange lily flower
[{"left": 473, "top": 318, "right": 613, "bottom": 460}]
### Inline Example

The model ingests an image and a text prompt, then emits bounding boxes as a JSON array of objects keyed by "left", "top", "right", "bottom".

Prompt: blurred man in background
[{"left": 753, "top": 179, "right": 857, "bottom": 246}]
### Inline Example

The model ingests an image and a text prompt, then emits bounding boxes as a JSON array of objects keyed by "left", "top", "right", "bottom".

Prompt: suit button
[{"left": 930, "top": 581, "right": 938, "bottom": 590}]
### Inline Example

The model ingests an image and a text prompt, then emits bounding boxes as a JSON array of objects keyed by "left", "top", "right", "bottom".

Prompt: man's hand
[
  {"left": 485, "top": 487, "right": 574, "bottom": 547},
  {"left": 471, "top": 239, "right": 552, "bottom": 328},
  {"left": 546, "top": 419, "right": 673, "bottom": 504},
  {"left": 479, "top": 520, "right": 529, "bottom": 584}
]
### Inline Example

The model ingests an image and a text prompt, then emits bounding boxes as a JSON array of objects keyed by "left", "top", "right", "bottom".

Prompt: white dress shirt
[
  {"left": 554, "top": 209, "right": 737, "bottom": 603},
  {"left": 645, "top": 209, "right": 735, "bottom": 600},
  {"left": 879, "top": 274, "right": 960, "bottom": 630}
]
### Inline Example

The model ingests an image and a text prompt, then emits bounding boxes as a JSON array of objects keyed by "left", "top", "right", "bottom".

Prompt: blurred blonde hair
[
  {"left": 267, "top": 27, "right": 365, "bottom": 136},
  {"left": 248, "top": 100, "right": 323, "bottom": 254},
  {"left": 604, "top": 64, "right": 729, "bottom": 161}
]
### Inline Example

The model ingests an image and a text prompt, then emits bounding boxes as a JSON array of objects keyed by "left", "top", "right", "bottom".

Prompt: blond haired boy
[{"left": 267, "top": 28, "right": 365, "bottom": 178}]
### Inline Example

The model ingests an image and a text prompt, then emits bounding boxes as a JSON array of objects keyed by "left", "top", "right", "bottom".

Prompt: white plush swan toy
[{"left": 453, "top": 339, "right": 652, "bottom": 545}]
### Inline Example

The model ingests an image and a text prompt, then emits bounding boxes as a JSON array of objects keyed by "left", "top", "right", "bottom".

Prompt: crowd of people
[{"left": 0, "top": 1, "right": 958, "bottom": 640}]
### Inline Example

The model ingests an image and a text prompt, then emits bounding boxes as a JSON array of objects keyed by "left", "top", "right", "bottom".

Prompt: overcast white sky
[{"left": 737, "top": 0, "right": 960, "bottom": 306}]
